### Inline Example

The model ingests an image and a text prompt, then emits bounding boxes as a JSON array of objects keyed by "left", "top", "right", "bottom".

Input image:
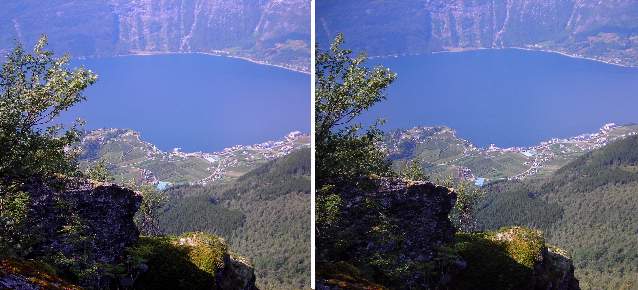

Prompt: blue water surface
[
  {"left": 61, "top": 54, "right": 309, "bottom": 152},
  {"left": 363, "top": 49, "right": 638, "bottom": 147}
]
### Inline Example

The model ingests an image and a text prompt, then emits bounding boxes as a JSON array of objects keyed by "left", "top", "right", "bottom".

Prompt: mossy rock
[
  {"left": 0, "top": 258, "right": 81, "bottom": 290},
  {"left": 450, "top": 226, "right": 554, "bottom": 290},
  {"left": 127, "top": 232, "right": 229, "bottom": 290}
]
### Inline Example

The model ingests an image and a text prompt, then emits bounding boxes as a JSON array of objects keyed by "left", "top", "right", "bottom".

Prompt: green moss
[
  {"left": 451, "top": 227, "right": 546, "bottom": 290},
  {"left": 178, "top": 232, "right": 227, "bottom": 275},
  {"left": 494, "top": 227, "right": 544, "bottom": 269},
  {"left": 126, "top": 232, "right": 229, "bottom": 290}
]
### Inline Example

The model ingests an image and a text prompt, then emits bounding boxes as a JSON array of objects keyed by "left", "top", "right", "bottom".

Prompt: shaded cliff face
[
  {"left": 317, "top": 178, "right": 458, "bottom": 289},
  {"left": 0, "top": 0, "right": 310, "bottom": 71},
  {"left": 317, "top": 0, "right": 638, "bottom": 66},
  {"left": 316, "top": 178, "right": 580, "bottom": 290}
]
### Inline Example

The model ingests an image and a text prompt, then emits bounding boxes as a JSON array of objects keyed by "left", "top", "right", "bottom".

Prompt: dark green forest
[
  {"left": 477, "top": 135, "right": 638, "bottom": 290},
  {"left": 159, "top": 148, "right": 311, "bottom": 290}
]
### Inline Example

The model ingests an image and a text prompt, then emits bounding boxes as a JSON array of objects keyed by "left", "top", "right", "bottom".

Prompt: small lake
[
  {"left": 62, "top": 54, "right": 309, "bottom": 152},
  {"left": 364, "top": 49, "right": 638, "bottom": 147}
]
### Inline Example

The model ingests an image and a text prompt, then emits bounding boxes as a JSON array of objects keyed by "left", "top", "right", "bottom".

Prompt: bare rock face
[
  {"left": 218, "top": 253, "right": 258, "bottom": 290},
  {"left": 535, "top": 246, "right": 580, "bottom": 290}
]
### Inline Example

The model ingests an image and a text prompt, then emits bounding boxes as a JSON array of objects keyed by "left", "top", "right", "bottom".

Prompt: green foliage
[
  {"left": 132, "top": 184, "right": 167, "bottom": 236},
  {"left": 0, "top": 35, "right": 96, "bottom": 184},
  {"left": 442, "top": 179, "right": 485, "bottom": 232},
  {"left": 84, "top": 159, "right": 114, "bottom": 182},
  {"left": 0, "top": 36, "right": 96, "bottom": 259},
  {"left": 451, "top": 227, "right": 546, "bottom": 290},
  {"left": 315, "top": 33, "right": 396, "bottom": 185},
  {"left": 0, "top": 188, "right": 30, "bottom": 255},
  {"left": 477, "top": 136, "right": 638, "bottom": 289},
  {"left": 159, "top": 148, "right": 310, "bottom": 289},
  {"left": 126, "top": 233, "right": 228, "bottom": 290},
  {"left": 315, "top": 188, "right": 342, "bottom": 228},
  {"left": 400, "top": 159, "right": 428, "bottom": 181},
  {"left": 315, "top": 34, "right": 397, "bottom": 271}
]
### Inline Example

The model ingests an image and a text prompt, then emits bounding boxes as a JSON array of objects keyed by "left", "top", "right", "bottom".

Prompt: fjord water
[
  {"left": 366, "top": 49, "right": 638, "bottom": 148},
  {"left": 63, "top": 54, "right": 309, "bottom": 152}
]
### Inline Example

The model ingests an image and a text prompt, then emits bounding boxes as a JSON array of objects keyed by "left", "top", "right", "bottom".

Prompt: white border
[{"left": 310, "top": 0, "right": 316, "bottom": 288}]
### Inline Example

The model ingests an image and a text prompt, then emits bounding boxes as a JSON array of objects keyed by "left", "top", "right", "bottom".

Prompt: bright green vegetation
[
  {"left": 125, "top": 232, "right": 228, "bottom": 290},
  {"left": 451, "top": 227, "right": 561, "bottom": 290},
  {"left": 477, "top": 135, "right": 638, "bottom": 289},
  {"left": 159, "top": 148, "right": 311, "bottom": 290}
]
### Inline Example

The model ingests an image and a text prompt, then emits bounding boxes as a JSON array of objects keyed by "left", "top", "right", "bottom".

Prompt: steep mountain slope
[
  {"left": 0, "top": 0, "right": 310, "bottom": 71},
  {"left": 159, "top": 148, "right": 310, "bottom": 290},
  {"left": 317, "top": 0, "right": 638, "bottom": 67},
  {"left": 477, "top": 135, "right": 638, "bottom": 289},
  {"left": 385, "top": 123, "right": 638, "bottom": 183},
  {"left": 78, "top": 128, "right": 309, "bottom": 187}
]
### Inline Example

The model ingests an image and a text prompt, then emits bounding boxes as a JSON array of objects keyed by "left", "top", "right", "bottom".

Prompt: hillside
[
  {"left": 318, "top": 0, "right": 638, "bottom": 67},
  {"left": 477, "top": 135, "right": 638, "bottom": 289},
  {"left": 385, "top": 123, "right": 638, "bottom": 183},
  {"left": 78, "top": 128, "right": 309, "bottom": 188},
  {"left": 159, "top": 148, "right": 311, "bottom": 290},
  {"left": 0, "top": 0, "right": 310, "bottom": 71}
]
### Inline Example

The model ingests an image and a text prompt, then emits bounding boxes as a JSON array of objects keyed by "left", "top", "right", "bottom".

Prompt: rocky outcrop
[
  {"left": 318, "top": 0, "right": 638, "bottom": 67},
  {"left": 0, "top": 0, "right": 310, "bottom": 71},
  {"left": 218, "top": 253, "right": 258, "bottom": 290},
  {"left": 26, "top": 181, "right": 142, "bottom": 264},
  {"left": 535, "top": 246, "right": 580, "bottom": 290},
  {"left": 130, "top": 232, "right": 258, "bottom": 290},
  {"left": 317, "top": 179, "right": 580, "bottom": 289},
  {"left": 18, "top": 179, "right": 142, "bottom": 287},
  {"left": 318, "top": 178, "right": 458, "bottom": 289}
]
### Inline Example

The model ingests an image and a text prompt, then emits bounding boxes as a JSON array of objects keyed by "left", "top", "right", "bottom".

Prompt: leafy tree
[
  {"left": 315, "top": 33, "right": 396, "bottom": 262},
  {"left": 0, "top": 35, "right": 97, "bottom": 256},
  {"left": 0, "top": 35, "right": 97, "bottom": 184},
  {"left": 123, "top": 181, "right": 167, "bottom": 237},
  {"left": 315, "top": 33, "right": 396, "bottom": 185},
  {"left": 447, "top": 180, "right": 484, "bottom": 232}
]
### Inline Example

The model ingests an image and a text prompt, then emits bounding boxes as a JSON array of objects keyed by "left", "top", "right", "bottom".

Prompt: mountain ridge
[
  {"left": 318, "top": 0, "right": 638, "bottom": 68},
  {"left": 0, "top": 0, "right": 310, "bottom": 72}
]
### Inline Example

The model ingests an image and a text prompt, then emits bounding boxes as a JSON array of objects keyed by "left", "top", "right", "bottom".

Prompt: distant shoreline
[
  {"left": 370, "top": 47, "right": 636, "bottom": 69},
  {"left": 75, "top": 51, "right": 310, "bottom": 75}
]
